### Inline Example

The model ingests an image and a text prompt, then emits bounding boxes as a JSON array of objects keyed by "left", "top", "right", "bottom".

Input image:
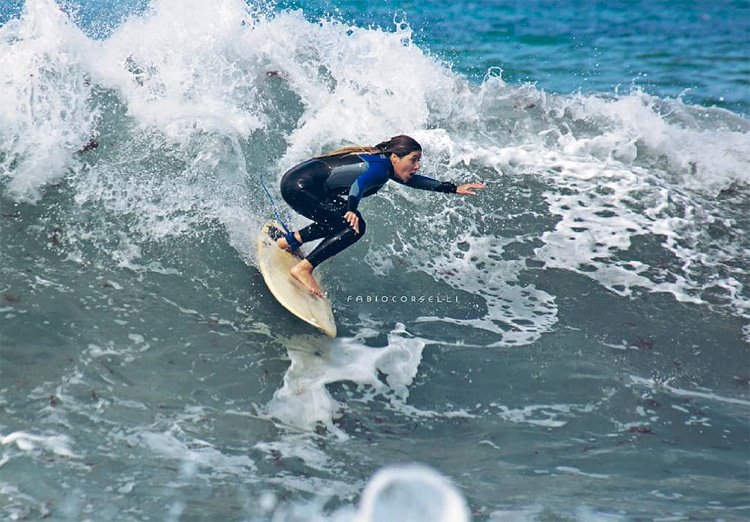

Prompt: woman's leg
[
  {"left": 287, "top": 211, "right": 366, "bottom": 296},
  {"left": 278, "top": 161, "right": 367, "bottom": 294},
  {"left": 283, "top": 190, "right": 367, "bottom": 266},
  {"left": 304, "top": 213, "right": 366, "bottom": 267},
  {"left": 280, "top": 187, "right": 345, "bottom": 243},
  {"left": 281, "top": 161, "right": 367, "bottom": 260},
  {"left": 278, "top": 160, "right": 331, "bottom": 249}
]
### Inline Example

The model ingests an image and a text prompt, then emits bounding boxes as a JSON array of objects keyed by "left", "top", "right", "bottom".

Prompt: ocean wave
[{"left": 1, "top": 0, "right": 747, "bottom": 337}]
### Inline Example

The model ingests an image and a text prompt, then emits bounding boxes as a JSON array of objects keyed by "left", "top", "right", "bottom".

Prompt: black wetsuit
[{"left": 280, "top": 153, "right": 457, "bottom": 267}]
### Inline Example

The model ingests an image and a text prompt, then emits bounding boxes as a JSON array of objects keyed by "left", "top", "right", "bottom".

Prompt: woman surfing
[{"left": 277, "top": 135, "right": 485, "bottom": 296}]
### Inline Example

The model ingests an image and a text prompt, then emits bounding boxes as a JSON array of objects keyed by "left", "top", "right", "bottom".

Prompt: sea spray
[{"left": 1, "top": 1, "right": 748, "bottom": 520}]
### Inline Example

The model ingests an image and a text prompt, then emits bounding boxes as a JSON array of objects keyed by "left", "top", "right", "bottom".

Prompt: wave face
[{"left": 1, "top": 1, "right": 748, "bottom": 521}]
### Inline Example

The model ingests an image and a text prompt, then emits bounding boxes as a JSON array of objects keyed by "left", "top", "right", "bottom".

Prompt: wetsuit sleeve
[
  {"left": 405, "top": 175, "right": 458, "bottom": 193},
  {"left": 347, "top": 165, "right": 390, "bottom": 212}
]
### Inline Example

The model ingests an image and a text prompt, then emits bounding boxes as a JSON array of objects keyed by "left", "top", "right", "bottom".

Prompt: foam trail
[
  {"left": 1, "top": 431, "right": 79, "bottom": 458},
  {"left": 265, "top": 328, "right": 425, "bottom": 438}
]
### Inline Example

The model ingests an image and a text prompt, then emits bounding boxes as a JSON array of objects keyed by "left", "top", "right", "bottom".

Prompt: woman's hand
[
  {"left": 456, "top": 182, "right": 486, "bottom": 195},
  {"left": 344, "top": 211, "right": 360, "bottom": 234}
]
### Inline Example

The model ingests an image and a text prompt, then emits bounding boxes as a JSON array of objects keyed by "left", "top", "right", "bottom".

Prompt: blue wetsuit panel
[
  {"left": 345, "top": 154, "right": 392, "bottom": 211},
  {"left": 319, "top": 153, "right": 455, "bottom": 212},
  {"left": 319, "top": 153, "right": 392, "bottom": 212}
]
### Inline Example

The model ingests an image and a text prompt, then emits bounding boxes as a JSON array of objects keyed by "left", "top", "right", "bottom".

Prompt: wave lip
[{"left": 0, "top": 0, "right": 95, "bottom": 202}]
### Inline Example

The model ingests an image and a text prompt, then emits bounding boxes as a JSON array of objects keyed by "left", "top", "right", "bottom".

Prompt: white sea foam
[
  {"left": 0, "top": 0, "right": 95, "bottom": 201},
  {"left": 264, "top": 329, "right": 425, "bottom": 438},
  {"left": 1, "top": 431, "right": 79, "bottom": 458},
  {"left": 433, "top": 99, "right": 748, "bottom": 320},
  {"left": 555, "top": 466, "right": 610, "bottom": 479},
  {"left": 2, "top": 0, "right": 746, "bottom": 329},
  {"left": 629, "top": 375, "right": 750, "bottom": 407},
  {"left": 136, "top": 428, "right": 256, "bottom": 478},
  {"left": 1, "top": 3, "right": 747, "bottom": 521}
]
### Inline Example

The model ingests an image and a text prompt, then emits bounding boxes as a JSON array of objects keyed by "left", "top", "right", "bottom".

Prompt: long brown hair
[{"left": 316, "top": 135, "right": 422, "bottom": 159}]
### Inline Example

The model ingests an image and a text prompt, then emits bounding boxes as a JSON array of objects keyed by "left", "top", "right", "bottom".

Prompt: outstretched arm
[{"left": 405, "top": 175, "right": 486, "bottom": 195}]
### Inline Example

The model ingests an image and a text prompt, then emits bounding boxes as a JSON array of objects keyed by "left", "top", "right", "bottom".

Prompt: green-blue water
[{"left": 1, "top": 1, "right": 748, "bottom": 520}]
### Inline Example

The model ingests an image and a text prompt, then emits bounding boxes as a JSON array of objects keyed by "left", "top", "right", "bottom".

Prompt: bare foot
[
  {"left": 290, "top": 260, "right": 323, "bottom": 297},
  {"left": 276, "top": 232, "right": 302, "bottom": 251}
]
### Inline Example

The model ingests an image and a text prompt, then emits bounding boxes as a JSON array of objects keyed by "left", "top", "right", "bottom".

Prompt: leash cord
[{"left": 257, "top": 170, "right": 292, "bottom": 235}]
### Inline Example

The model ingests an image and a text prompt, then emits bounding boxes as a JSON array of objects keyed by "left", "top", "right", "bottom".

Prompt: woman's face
[{"left": 390, "top": 151, "right": 422, "bottom": 182}]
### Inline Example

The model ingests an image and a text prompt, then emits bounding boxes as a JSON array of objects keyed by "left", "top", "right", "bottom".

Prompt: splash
[
  {"left": 1, "top": 0, "right": 747, "bottom": 333},
  {"left": 264, "top": 328, "right": 426, "bottom": 438},
  {"left": 0, "top": 0, "right": 95, "bottom": 202}
]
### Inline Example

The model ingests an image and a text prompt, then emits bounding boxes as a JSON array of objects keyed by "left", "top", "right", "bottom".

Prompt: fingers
[
  {"left": 458, "top": 182, "right": 487, "bottom": 195},
  {"left": 345, "top": 211, "right": 360, "bottom": 234}
]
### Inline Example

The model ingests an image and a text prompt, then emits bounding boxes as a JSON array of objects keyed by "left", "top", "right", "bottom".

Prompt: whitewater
[{"left": 1, "top": 0, "right": 748, "bottom": 520}]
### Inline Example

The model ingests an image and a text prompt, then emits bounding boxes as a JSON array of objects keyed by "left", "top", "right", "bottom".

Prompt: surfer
[{"left": 277, "top": 135, "right": 485, "bottom": 296}]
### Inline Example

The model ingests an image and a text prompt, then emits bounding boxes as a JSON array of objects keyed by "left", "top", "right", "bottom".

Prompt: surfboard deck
[{"left": 256, "top": 221, "right": 337, "bottom": 338}]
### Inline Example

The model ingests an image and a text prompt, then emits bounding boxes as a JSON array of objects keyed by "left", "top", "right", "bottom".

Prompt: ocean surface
[{"left": 1, "top": 0, "right": 749, "bottom": 520}]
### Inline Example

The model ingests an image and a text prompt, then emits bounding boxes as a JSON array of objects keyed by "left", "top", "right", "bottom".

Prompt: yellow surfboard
[{"left": 256, "top": 221, "right": 337, "bottom": 338}]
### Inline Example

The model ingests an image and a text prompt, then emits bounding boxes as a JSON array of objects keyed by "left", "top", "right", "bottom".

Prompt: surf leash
[{"left": 257, "top": 168, "right": 292, "bottom": 235}]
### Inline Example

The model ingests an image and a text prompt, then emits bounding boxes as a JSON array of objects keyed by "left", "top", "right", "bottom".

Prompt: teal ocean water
[{"left": 1, "top": 1, "right": 748, "bottom": 520}]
